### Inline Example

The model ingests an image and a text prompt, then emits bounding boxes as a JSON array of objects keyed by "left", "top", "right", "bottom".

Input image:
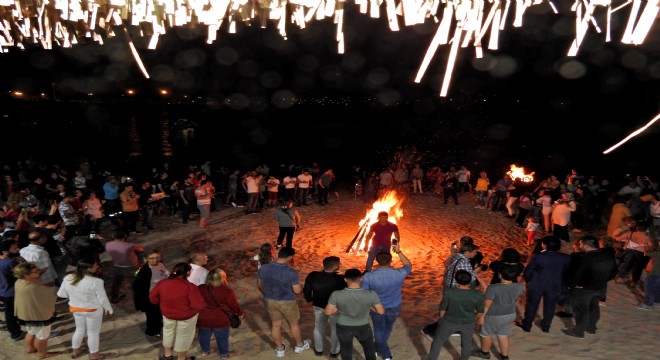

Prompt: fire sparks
[
  {"left": 0, "top": 1, "right": 657, "bottom": 96},
  {"left": 347, "top": 190, "right": 404, "bottom": 254},
  {"left": 507, "top": 164, "right": 534, "bottom": 183}
]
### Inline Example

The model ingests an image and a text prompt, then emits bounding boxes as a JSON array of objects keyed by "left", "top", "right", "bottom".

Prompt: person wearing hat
[{"left": 257, "top": 247, "right": 310, "bottom": 357}]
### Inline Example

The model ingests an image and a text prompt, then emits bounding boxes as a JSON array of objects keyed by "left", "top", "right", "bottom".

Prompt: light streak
[
  {"left": 0, "top": 0, "right": 656, "bottom": 96},
  {"left": 602, "top": 113, "right": 660, "bottom": 154}
]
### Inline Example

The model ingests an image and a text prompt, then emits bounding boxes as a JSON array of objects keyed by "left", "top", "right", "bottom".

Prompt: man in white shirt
[
  {"left": 19, "top": 232, "right": 57, "bottom": 285},
  {"left": 297, "top": 170, "right": 313, "bottom": 206},
  {"left": 187, "top": 252, "right": 209, "bottom": 286},
  {"left": 283, "top": 174, "right": 297, "bottom": 202},
  {"left": 243, "top": 171, "right": 260, "bottom": 214}
]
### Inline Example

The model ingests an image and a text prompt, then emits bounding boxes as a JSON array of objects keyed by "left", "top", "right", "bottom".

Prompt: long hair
[
  {"left": 71, "top": 258, "right": 97, "bottom": 286},
  {"left": 169, "top": 262, "right": 192, "bottom": 279},
  {"left": 205, "top": 268, "right": 228, "bottom": 288},
  {"left": 258, "top": 243, "right": 273, "bottom": 266}
]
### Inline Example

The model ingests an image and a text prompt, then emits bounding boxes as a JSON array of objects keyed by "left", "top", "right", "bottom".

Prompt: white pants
[
  {"left": 412, "top": 179, "right": 423, "bottom": 193},
  {"left": 313, "top": 306, "right": 340, "bottom": 354},
  {"left": 163, "top": 314, "right": 198, "bottom": 353},
  {"left": 72, "top": 309, "right": 104, "bottom": 353},
  {"left": 506, "top": 197, "right": 518, "bottom": 216}
]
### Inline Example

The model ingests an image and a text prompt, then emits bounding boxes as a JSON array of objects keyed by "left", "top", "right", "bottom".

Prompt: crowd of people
[{"left": 0, "top": 158, "right": 659, "bottom": 360}]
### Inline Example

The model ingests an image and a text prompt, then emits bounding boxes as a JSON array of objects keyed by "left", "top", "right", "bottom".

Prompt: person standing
[
  {"left": 257, "top": 247, "right": 310, "bottom": 358},
  {"left": 138, "top": 181, "right": 155, "bottom": 231},
  {"left": 363, "top": 211, "right": 400, "bottom": 273},
  {"left": 13, "top": 262, "right": 60, "bottom": 358},
  {"left": 564, "top": 236, "right": 618, "bottom": 338},
  {"left": 0, "top": 240, "right": 25, "bottom": 342},
  {"left": 104, "top": 231, "right": 144, "bottom": 304},
  {"left": 243, "top": 171, "right": 260, "bottom": 214},
  {"left": 178, "top": 178, "right": 195, "bottom": 224},
  {"left": 282, "top": 173, "right": 297, "bottom": 202},
  {"left": 19, "top": 231, "right": 57, "bottom": 286},
  {"left": 274, "top": 200, "right": 301, "bottom": 249},
  {"left": 187, "top": 252, "right": 209, "bottom": 286},
  {"left": 120, "top": 183, "right": 141, "bottom": 235},
  {"left": 474, "top": 171, "right": 490, "bottom": 209},
  {"left": 519, "top": 236, "right": 570, "bottom": 333},
  {"left": 197, "top": 268, "right": 243, "bottom": 358},
  {"left": 552, "top": 192, "right": 577, "bottom": 242},
  {"left": 325, "top": 268, "right": 384, "bottom": 360},
  {"left": 102, "top": 176, "right": 120, "bottom": 216},
  {"left": 411, "top": 164, "right": 424, "bottom": 194},
  {"left": 317, "top": 169, "right": 334, "bottom": 205},
  {"left": 427, "top": 270, "right": 485, "bottom": 360},
  {"left": 57, "top": 259, "right": 114, "bottom": 360},
  {"left": 150, "top": 263, "right": 206, "bottom": 360},
  {"left": 296, "top": 169, "right": 313, "bottom": 206},
  {"left": 133, "top": 250, "right": 169, "bottom": 337},
  {"left": 266, "top": 175, "right": 281, "bottom": 208},
  {"left": 456, "top": 165, "right": 471, "bottom": 195},
  {"left": 303, "top": 256, "right": 346, "bottom": 357},
  {"left": 442, "top": 172, "right": 459, "bottom": 205},
  {"left": 361, "top": 245, "right": 412, "bottom": 360},
  {"left": 194, "top": 180, "right": 213, "bottom": 228}
]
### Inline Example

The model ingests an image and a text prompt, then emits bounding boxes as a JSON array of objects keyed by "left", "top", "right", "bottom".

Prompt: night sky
[{"left": 1, "top": 4, "right": 658, "bottom": 180}]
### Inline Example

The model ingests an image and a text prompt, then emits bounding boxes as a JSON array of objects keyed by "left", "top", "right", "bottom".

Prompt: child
[
  {"left": 525, "top": 217, "right": 540, "bottom": 246},
  {"left": 472, "top": 266, "right": 524, "bottom": 360},
  {"left": 427, "top": 270, "right": 484, "bottom": 360}
]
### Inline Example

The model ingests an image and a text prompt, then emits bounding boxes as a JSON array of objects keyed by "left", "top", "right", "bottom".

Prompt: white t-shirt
[
  {"left": 187, "top": 264, "right": 209, "bottom": 286},
  {"left": 267, "top": 179, "right": 280, "bottom": 192},
  {"left": 245, "top": 176, "right": 259, "bottom": 193},
  {"left": 457, "top": 169, "right": 470, "bottom": 182},
  {"left": 297, "top": 174, "right": 313, "bottom": 189},
  {"left": 283, "top": 176, "right": 297, "bottom": 189}
]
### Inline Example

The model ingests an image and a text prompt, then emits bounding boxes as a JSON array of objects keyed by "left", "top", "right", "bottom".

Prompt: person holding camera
[
  {"left": 361, "top": 244, "right": 411, "bottom": 360},
  {"left": 274, "top": 199, "right": 301, "bottom": 249}
]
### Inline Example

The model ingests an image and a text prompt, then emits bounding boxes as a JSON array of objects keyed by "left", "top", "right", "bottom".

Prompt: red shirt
[
  {"left": 149, "top": 277, "right": 205, "bottom": 320},
  {"left": 197, "top": 285, "right": 243, "bottom": 328},
  {"left": 370, "top": 221, "right": 399, "bottom": 248}
]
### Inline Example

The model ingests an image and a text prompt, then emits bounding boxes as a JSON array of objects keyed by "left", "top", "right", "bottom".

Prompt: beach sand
[{"left": 2, "top": 191, "right": 658, "bottom": 359}]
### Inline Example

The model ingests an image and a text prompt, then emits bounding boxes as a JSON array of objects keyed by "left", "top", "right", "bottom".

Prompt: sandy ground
[{"left": 2, "top": 190, "right": 658, "bottom": 360}]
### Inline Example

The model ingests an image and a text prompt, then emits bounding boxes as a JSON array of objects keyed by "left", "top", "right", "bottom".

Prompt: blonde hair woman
[
  {"left": 197, "top": 268, "right": 244, "bottom": 358},
  {"left": 57, "top": 258, "right": 114, "bottom": 359}
]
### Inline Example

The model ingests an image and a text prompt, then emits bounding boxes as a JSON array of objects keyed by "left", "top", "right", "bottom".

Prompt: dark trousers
[
  {"left": 427, "top": 318, "right": 474, "bottom": 360},
  {"left": 246, "top": 192, "right": 259, "bottom": 213},
  {"left": 0, "top": 296, "right": 22, "bottom": 338},
  {"left": 516, "top": 208, "right": 530, "bottom": 226},
  {"left": 144, "top": 302, "right": 163, "bottom": 336},
  {"left": 569, "top": 288, "right": 601, "bottom": 335},
  {"left": 523, "top": 288, "right": 560, "bottom": 331},
  {"left": 122, "top": 210, "right": 138, "bottom": 233},
  {"left": 297, "top": 188, "right": 310, "bottom": 206},
  {"left": 336, "top": 323, "right": 376, "bottom": 360},
  {"left": 285, "top": 188, "right": 296, "bottom": 201},
  {"left": 443, "top": 189, "right": 458, "bottom": 204},
  {"left": 553, "top": 224, "right": 569, "bottom": 241},
  {"left": 110, "top": 266, "right": 136, "bottom": 301},
  {"left": 617, "top": 249, "right": 647, "bottom": 283},
  {"left": 318, "top": 187, "right": 329, "bottom": 205},
  {"left": 181, "top": 202, "right": 191, "bottom": 224},
  {"left": 276, "top": 227, "right": 296, "bottom": 248}
]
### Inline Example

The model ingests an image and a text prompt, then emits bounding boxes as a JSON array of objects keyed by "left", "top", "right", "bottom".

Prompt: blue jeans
[
  {"left": 370, "top": 306, "right": 400, "bottom": 359},
  {"left": 198, "top": 327, "right": 230, "bottom": 356},
  {"left": 366, "top": 246, "right": 390, "bottom": 272},
  {"left": 645, "top": 274, "right": 660, "bottom": 306}
]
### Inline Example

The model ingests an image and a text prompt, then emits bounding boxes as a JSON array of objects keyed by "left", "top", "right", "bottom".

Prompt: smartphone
[
  {"left": 391, "top": 238, "right": 399, "bottom": 248},
  {"left": 89, "top": 233, "right": 96, "bottom": 239}
]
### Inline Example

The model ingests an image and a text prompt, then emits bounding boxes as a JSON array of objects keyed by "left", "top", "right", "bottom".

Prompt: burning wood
[
  {"left": 346, "top": 190, "right": 404, "bottom": 254},
  {"left": 507, "top": 164, "right": 534, "bottom": 183}
]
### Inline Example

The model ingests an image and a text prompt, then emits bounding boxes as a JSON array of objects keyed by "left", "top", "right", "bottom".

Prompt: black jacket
[
  {"left": 567, "top": 249, "right": 617, "bottom": 290},
  {"left": 303, "top": 270, "right": 346, "bottom": 308}
]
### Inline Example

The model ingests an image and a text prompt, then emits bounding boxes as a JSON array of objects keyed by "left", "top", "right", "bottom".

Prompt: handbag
[{"left": 206, "top": 287, "right": 241, "bottom": 328}]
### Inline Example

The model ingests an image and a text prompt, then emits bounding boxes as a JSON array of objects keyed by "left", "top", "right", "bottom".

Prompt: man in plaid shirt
[{"left": 443, "top": 243, "right": 485, "bottom": 291}]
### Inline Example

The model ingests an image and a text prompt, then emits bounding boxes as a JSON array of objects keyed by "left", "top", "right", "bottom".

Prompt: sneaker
[
  {"left": 561, "top": 329, "right": 585, "bottom": 339},
  {"left": 420, "top": 328, "right": 433, "bottom": 342},
  {"left": 294, "top": 340, "right": 310, "bottom": 353},
  {"left": 471, "top": 350, "right": 491, "bottom": 359},
  {"left": 636, "top": 303, "right": 653, "bottom": 311},
  {"left": 276, "top": 344, "right": 286, "bottom": 358},
  {"left": 11, "top": 331, "right": 26, "bottom": 342}
]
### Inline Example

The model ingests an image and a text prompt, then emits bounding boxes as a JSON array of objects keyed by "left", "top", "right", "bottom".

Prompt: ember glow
[
  {"left": 348, "top": 190, "right": 404, "bottom": 254},
  {"left": 507, "top": 164, "right": 534, "bottom": 183},
  {"left": 0, "top": 1, "right": 657, "bottom": 97}
]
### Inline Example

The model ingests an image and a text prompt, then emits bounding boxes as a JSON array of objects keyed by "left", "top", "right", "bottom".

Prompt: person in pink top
[
  {"left": 104, "top": 231, "right": 144, "bottom": 303},
  {"left": 363, "top": 212, "right": 400, "bottom": 272}
]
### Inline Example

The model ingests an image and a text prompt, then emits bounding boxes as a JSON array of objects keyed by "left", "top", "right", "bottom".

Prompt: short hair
[
  {"left": 2, "top": 230, "right": 19, "bottom": 240},
  {"left": 323, "top": 256, "right": 340, "bottom": 270},
  {"left": 206, "top": 268, "right": 228, "bottom": 288},
  {"left": 459, "top": 236, "right": 474, "bottom": 246},
  {"left": 2, "top": 239, "right": 17, "bottom": 253},
  {"left": 499, "top": 265, "right": 518, "bottom": 281},
  {"left": 580, "top": 236, "right": 598, "bottom": 249},
  {"left": 459, "top": 243, "right": 479, "bottom": 254},
  {"left": 278, "top": 247, "right": 296, "bottom": 258},
  {"left": 28, "top": 231, "right": 45, "bottom": 243},
  {"left": 344, "top": 268, "right": 363, "bottom": 281},
  {"left": 375, "top": 251, "right": 392, "bottom": 266},
  {"left": 189, "top": 252, "right": 207, "bottom": 264},
  {"left": 378, "top": 211, "right": 388, "bottom": 217},
  {"left": 454, "top": 270, "right": 472, "bottom": 285},
  {"left": 599, "top": 236, "right": 615, "bottom": 248},
  {"left": 541, "top": 236, "right": 561, "bottom": 251},
  {"left": 500, "top": 248, "right": 521, "bottom": 263},
  {"left": 14, "top": 262, "right": 37, "bottom": 279}
]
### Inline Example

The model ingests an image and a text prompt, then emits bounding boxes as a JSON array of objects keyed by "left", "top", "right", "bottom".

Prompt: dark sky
[{"left": 1, "top": 4, "right": 658, "bottom": 178}]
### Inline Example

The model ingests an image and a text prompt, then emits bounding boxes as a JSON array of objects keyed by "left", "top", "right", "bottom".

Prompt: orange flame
[
  {"left": 507, "top": 164, "right": 535, "bottom": 183},
  {"left": 351, "top": 190, "right": 404, "bottom": 254}
]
